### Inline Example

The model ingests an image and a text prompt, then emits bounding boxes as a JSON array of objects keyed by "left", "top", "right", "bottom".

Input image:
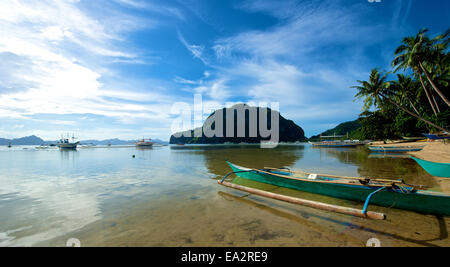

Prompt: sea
[{"left": 0, "top": 144, "right": 448, "bottom": 247}]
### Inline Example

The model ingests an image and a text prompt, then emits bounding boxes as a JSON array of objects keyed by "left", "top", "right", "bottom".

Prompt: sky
[{"left": 0, "top": 0, "right": 449, "bottom": 141}]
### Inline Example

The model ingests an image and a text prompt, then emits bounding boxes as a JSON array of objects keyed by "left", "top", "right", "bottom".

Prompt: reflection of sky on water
[
  {"left": 0, "top": 147, "right": 202, "bottom": 246},
  {"left": 0, "top": 144, "right": 440, "bottom": 246}
]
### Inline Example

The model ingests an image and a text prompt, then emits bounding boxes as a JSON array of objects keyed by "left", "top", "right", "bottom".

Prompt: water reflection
[
  {"left": 315, "top": 146, "right": 438, "bottom": 187},
  {"left": 1, "top": 145, "right": 448, "bottom": 247},
  {"left": 172, "top": 144, "right": 305, "bottom": 178}
]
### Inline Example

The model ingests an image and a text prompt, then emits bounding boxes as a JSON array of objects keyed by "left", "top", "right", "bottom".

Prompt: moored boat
[
  {"left": 368, "top": 146, "right": 424, "bottom": 153},
  {"left": 57, "top": 134, "right": 79, "bottom": 150},
  {"left": 309, "top": 141, "right": 362, "bottom": 148},
  {"left": 136, "top": 138, "right": 154, "bottom": 147},
  {"left": 224, "top": 161, "right": 450, "bottom": 216},
  {"left": 410, "top": 156, "right": 450, "bottom": 178}
]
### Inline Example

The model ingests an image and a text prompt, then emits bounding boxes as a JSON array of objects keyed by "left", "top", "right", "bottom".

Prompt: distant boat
[
  {"left": 309, "top": 141, "right": 361, "bottom": 148},
  {"left": 136, "top": 138, "right": 154, "bottom": 147},
  {"left": 7, "top": 142, "right": 12, "bottom": 148},
  {"left": 423, "top": 133, "right": 450, "bottom": 140},
  {"left": 410, "top": 156, "right": 450, "bottom": 178},
  {"left": 368, "top": 146, "right": 424, "bottom": 153},
  {"left": 58, "top": 134, "right": 79, "bottom": 150}
]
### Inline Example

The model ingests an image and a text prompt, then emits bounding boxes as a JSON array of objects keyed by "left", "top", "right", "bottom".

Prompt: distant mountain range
[
  {"left": 0, "top": 136, "right": 169, "bottom": 146},
  {"left": 0, "top": 135, "right": 45, "bottom": 145}
]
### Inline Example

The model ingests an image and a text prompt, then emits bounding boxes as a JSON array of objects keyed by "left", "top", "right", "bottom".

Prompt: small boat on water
[
  {"left": 57, "top": 134, "right": 79, "bottom": 150},
  {"left": 224, "top": 161, "right": 450, "bottom": 216},
  {"left": 410, "top": 156, "right": 450, "bottom": 178},
  {"left": 309, "top": 141, "right": 363, "bottom": 148},
  {"left": 7, "top": 142, "right": 12, "bottom": 148},
  {"left": 136, "top": 138, "right": 154, "bottom": 147},
  {"left": 368, "top": 146, "right": 424, "bottom": 153}
]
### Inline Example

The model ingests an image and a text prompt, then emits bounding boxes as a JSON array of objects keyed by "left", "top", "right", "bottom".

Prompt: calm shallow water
[{"left": 0, "top": 144, "right": 449, "bottom": 247}]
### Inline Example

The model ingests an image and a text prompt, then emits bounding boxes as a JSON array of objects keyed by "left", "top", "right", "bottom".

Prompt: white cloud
[
  {"left": 113, "top": 0, "right": 184, "bottom": 20},
  {"left": 178, "top": 32, "right": 208, "bottom": 65},
  {"left": 0, "top": 0, "right": 178, "bottom": 141}
]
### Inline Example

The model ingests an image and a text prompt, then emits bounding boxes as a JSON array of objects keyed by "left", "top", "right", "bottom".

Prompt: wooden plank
[
  {"left": 253, "top": 168, "right": 393, "bottom": 188},
  {"left": 263, "top": 167, "right": 407, "bottom": 184},
  {"left": 218, "top": 180, "right": 386, "bottom": 220}
]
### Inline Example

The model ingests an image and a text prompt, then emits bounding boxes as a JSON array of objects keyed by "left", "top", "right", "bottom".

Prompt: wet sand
[{"left": 37, "top": 180, "right": 450, "bottom": 247}]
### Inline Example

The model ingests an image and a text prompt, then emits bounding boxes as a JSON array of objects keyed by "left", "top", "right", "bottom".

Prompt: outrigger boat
[
  {"left": 309, "top": 141, "right": 361, "bottom": 148},
  {"left": 57, "top": 134, "right": 79, "bottom": 150},
  {"left": 410, "top": 156, "right": 450, "bottom": 178},
  {"left": 222, "top": 161, "right": 450, "bottom": 216},
  {"left": 368, "top": 145, "right": 424, "bottom": 153},
  {"left": 423, "top": 132, "right": 450, "bottom": 140}
]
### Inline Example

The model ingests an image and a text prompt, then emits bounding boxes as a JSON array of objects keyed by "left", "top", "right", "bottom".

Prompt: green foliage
[
  {"left": 309, "top": 120, "right": 361, "bottom": 140},
  {"left": 351, "top": 28, "right": 450, "bottom": 140}
]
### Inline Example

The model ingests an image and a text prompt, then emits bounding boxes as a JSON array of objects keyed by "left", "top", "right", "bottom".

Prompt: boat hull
[
  {"left": 423, "top": 133, "right": 450, "bottom": 140},
  {"left": 226, "top": 161, "right": 450, "bottom": 216},
  {"left": 411, "top": 156, "right": 450, "bottom": 178},
  {"left": 58, "top": 142, "right": 79, "bottom": 149},
  {"left": 136, "top": 143, "right": 154, "bottom": 147},
  {"left": 368, "top": 146, "right": 423, "bottom": 153},
  {"left": 309, "top": 142, "right": 360, "bottom": 148}
]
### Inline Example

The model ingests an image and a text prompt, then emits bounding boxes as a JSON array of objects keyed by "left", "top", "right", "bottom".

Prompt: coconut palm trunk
[
  {"left": 419, "top": 74, "right": 438, "bottom": 116},
  {"left": 381, "top": 93, "right": 448, "bottom": 132},
  {"left": 408, "top": 99, "right": 420, "bottom": 115},
  {"left": 419, "top": 61, "right": 450, "bottom": 107}
]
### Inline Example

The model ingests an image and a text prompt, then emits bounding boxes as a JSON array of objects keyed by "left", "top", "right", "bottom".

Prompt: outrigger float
[{"left": 218, "top": 161, "right": 450, "bottom": 219}]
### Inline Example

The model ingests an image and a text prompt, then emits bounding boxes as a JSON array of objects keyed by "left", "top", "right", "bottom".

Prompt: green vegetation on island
[{"left": 309, "top": 121, "right": 361, "bottom": 141}]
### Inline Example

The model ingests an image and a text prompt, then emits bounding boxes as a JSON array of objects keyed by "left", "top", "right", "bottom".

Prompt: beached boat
[
  {"left": 368, "top": 146, "right": 424, "bottom": 153},
  {"left": 402, "top": 136, "right": 426, "bottom": 141},
  {"left": 423, "top": 133, "right": 450, "bottom": 140},
  {"left": 224, "top": 161, "right": 450, "bottom": 216},
  {"left": 410, "top": 156, "right": 450, "bottom": 178},
  {"left": 136, "top": 138, "right": 154, "bottom": 147}
]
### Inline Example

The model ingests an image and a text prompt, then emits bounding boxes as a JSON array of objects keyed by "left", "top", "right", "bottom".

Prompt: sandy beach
[
  {"left": 409, "top": 141, "right": 450, "bottom": 164},
  {"left": 368, "top": 140, "right": 450, "bottom": 163}
]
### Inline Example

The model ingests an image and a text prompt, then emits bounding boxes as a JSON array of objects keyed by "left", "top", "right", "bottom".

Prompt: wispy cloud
[
  {"left": 178, "top": 32, "right": 209, "bottom": 65},
  {"left": 113, "top": 0, "right": 185, "bottom": 20}
]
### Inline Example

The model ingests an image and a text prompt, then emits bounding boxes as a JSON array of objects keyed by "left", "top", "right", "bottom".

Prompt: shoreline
[{"left": 408, "top": 141, "right": 450, "bottom": 164}]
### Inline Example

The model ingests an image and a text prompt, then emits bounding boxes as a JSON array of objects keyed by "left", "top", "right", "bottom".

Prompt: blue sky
[{"left": 0, "top": 0, "right": 448, "bottom": 140}]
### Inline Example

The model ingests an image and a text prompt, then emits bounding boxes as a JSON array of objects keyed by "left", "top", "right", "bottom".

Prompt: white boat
[
  {"left": 136, "top": 138, "right": 154, "bottom": 147},
  {"left": 58, "top": 134, "right": 79, "bottom": 150}
]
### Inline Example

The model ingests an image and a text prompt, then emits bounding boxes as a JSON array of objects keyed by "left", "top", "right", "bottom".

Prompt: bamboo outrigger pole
[{"left": 218, "top": 180, "right": 386, "bottom": 220}]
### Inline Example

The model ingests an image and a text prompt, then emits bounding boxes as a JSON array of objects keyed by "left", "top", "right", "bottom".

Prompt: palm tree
[
  {"left": 391, "top": 74, "right": 420, "bottom": 115},
  {"left": 352, "top": 69, "right": 448, "bottom": 132},
  {"left": 392, "top": 28, "right": 450, "bottom": 108}
]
